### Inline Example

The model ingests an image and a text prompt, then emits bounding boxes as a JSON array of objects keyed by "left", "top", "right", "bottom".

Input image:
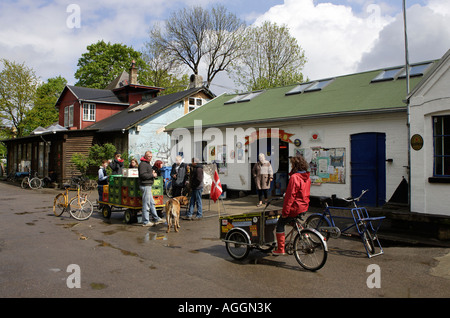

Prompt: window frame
[
  {"left": 432, "top": 115, "right": 450, "bottom": 177},
  {"left": 83, "top": 103, "right": 96, "bottom": 122}
]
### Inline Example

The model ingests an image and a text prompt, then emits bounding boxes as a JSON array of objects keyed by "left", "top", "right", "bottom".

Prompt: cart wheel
[
  {"left": 124, "top": 209, "right": 137, "bottom": 224},
  {"left": 225, "top": 229, "right": 251, "bottom": 260},
  {"left": 102, "top": 205, "right": 112, "bottom": 219}
]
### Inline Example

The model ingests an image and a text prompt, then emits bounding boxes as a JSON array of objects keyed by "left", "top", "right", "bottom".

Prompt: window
[
  {"left": 224, "top": 91, "right": 263, "bottom": 104},
  {"left": 398, "top": 62, "right": 433, "bottom": 78},
  {"left": 285, "top": 83, "right": 313, "bottom": 95},
  {"left": 304, "top": 79, "right": 334, "bottom": 92},
  {"left": 285, "top": 79, "right": 334, "bottom": 96},
  {"left": 371, "top": 67, "right": 403, "bottom": 82},
  {"left": 83, "top": 103, "right": 96, "bottom": 121},
  {"left": 64, "top": 105, "right": 74, "bottom": 127},
  {"left": 433, "top": 116, "right": 450, "bottom": 177},
  {"left": 188, "top": 97, "right": 203, "bottom": 112}
]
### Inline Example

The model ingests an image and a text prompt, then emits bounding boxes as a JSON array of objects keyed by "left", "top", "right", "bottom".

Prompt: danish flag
[{"left": 210, "top": 170, "right": 222, "bottom": 203}]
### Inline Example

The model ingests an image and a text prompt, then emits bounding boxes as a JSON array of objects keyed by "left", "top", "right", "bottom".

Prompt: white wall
[
  {"left": 409, "top": 59, "right": 450, "bottom": 216},
  {"left": 178, "top": 112, "right": 409, "bottom": 201}
]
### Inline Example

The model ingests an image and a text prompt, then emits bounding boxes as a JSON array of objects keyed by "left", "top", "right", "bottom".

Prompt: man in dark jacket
[
  {"left": 170, "top": 155, "right": 187, "bottom": 197},
  {"left": 138, "top": 151, "right": 163, "bottom": 226},
  {"left": 183, "top": 158, "right": 203, "bottom": 220}
]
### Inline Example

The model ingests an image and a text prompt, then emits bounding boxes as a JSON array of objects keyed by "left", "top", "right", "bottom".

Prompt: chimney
[
  {"left": 129, "top": 60, "right": 138, "bottom": 85},
  {"left": 188, "top": 74, "right": 204, "bottom": 89}
]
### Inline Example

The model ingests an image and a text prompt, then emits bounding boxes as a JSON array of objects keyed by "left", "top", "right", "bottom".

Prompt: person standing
[
  {"left": 109, "top": 152, "right": 124, "bottom": 175},
  {"left": 170, "top": 155, "right": 187, "bottom": 197},
  {"left": 97, "top": 160, "right": 109, "bottom": 203},
  {"left": 138, "top": 151, "right": 163, "bottom": 226},
  {"left": 273, "top": 155, "right": 311, "bottom": 256},
  {"left": 183, "top": 158, "right": 203, "bottom": 220},
  {"left": 252, "top": 153, "right": 273, "bottom": 207}
]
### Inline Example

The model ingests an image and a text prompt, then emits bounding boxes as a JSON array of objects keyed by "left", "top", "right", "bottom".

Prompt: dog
[{"left": 165, "top": 196, "right": 189, "bottom": 233}]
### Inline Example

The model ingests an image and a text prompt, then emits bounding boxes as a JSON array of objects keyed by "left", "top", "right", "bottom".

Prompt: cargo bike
[
  {"left": 98, "top": 175, "right": 165, "bottom": 224},
  {"left": 220, "top": 199, "right": 328, "bottom": 271},
  {"left": 305, "top": 190, "right": 385, "bottom": 258}
]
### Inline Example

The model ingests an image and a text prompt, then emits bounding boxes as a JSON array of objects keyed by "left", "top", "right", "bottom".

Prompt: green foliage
[
  {"left": 70, "top": 143, "right": 117, "bottom": 175},
  {"left": 20, "top": 76, "right": 67, "bottom": 135},
  {"left": 0, "top": 59, "right": 40, "bottom": 138},
  {"left": 74, "top": 40, "right": 149, "bottom": 89},
  {"left": 230, "top": 21, "right": 307, "bottom": 91}
]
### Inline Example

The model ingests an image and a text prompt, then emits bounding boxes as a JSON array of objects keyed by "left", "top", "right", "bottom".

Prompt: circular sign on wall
[{"left": 411, "top": 134, "right": 424, "bottom": 151}]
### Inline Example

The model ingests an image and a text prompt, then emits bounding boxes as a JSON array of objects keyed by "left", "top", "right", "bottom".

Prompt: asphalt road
[{"left": 0, "top": 181, "right": 449, "bottom": 301}]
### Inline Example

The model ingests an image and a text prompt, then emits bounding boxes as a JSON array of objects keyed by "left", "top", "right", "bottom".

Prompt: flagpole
[{"left": 403, "top": 0, "right": 412, "bottom": 208}]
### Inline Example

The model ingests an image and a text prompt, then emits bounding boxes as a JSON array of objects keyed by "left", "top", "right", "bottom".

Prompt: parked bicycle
[
  {"left": 53, "top": 184, "right": 94, "bottom": 221},
  {"left": 220, "top": 198, "right": 328, "bottom": 271},
  {"left": 70, "top": 175, "right": 97, "bottom": 191},
  {"left": 305, "top": 189, "right": 385, "bottom": 258},
  {"left": 21, "top": 171, "right": 43, "bottom": 189}
]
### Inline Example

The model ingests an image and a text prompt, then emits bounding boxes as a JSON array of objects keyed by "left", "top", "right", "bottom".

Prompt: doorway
[
  {"left": 250, "top": 138, "right": 289, "bottom": 195},
  {"left": 350, "top": 132, "right": 386, "bottom": 207}
]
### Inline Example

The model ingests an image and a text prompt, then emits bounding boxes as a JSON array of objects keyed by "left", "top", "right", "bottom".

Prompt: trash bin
[{"left": 160, "top": 166, "right": 171, "bottom": 180}]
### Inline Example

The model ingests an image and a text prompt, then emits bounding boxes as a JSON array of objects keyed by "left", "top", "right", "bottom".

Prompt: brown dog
[{"left": 165, "top": 196, "right": 189, "bottom": 233}]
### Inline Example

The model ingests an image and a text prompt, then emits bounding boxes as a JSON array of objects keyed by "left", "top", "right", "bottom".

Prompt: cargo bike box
[{"left": 220, "top": 210, "right": 280, "bottom": 246}]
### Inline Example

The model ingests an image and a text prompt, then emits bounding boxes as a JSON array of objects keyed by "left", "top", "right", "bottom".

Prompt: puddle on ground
[
  {"left": 95, "top": 240, "right": 138, "bottom": 257},
  {"left": 90, "top": 282, "right": 107, "bottom": 290},
  {"left": 137, "top": 232, "right": 167, "bottom": 243}
]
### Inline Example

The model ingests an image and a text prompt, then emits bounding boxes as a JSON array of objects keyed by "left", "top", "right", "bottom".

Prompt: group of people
[
  {"left": 98, "top": 149, "right": 311, "bottom": 255},
  {"left": 97, "top": 151, "right": 205, "bottom": 226}
]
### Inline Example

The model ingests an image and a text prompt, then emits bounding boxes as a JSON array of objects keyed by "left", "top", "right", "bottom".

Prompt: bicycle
[
  {"left": 220, "top": 198, "right": 328, "bottom": 271},
  {"left": 53, "top": 184, "right": 94, "bottom": 221},
  {"left": 305, "top": 189, "right": 385, "bottom": 258},
  {"left": 21, "top": 171, "right": 42, "bottom": 189}
]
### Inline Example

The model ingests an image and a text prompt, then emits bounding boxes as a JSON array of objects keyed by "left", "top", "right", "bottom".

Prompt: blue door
[{"left": 350, "top": 133, "right": 386, "bottom": 207}]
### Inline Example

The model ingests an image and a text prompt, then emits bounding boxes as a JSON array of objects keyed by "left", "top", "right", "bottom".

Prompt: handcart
[
  {"left": 305, "top": 190, "right": 385, "bottom": 258},
  {"left": 98, "top": 175, "right": 165, "bottom": 224},
  {"left": 220, "top": 199, "right": 328, "bottom": 271}
]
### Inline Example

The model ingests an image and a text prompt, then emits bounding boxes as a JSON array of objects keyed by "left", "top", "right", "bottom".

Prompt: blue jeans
[
  {"left": 188, "top": 188, "right": 203, "bottom": 218},
  {"left": 140, "top": 185, "right": 161, "bottom": 224}
]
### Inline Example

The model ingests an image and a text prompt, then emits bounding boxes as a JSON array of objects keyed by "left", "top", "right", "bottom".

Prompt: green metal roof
[{"left": 165, "top": 63, "right": 433, "bottom": 131}]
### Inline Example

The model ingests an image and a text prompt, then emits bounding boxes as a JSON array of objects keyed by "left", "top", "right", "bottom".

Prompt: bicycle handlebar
[{"left": 335, "top": 189, "right": 369, "bottom": 203}]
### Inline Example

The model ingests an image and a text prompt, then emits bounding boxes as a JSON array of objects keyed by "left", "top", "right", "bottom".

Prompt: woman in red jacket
[{"left": 273, "top": 154, "right": 311, "bottom": 256}]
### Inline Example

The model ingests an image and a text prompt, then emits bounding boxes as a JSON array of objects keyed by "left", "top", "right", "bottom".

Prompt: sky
[{"left": 0, "top": 0, "right": 449, "bottom": 95}]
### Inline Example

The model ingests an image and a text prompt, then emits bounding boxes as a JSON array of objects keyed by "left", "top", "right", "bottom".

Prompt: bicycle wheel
[
  {"left": 53, "top": 193, "right": 66, "bottom": 216},
  {"left": 360, "top": 222, "right": 376, "bottom": 254},
  {"left": 68, "top": 196, "right": 93, "bottom": 220},
  {"left": 29, "top": 177, "right": 42, "bottom": 189},
  {"left": 293, "top": 229, "right": 327, "bottom": 271},
  {"left": 225, "top": 229, "right": 251, "bottom": 260},
  {"left": 21, "top": 177, "right": 30, "bottom": 189},
  {"left": 305, "top": 214, "right": 332, "bottom": 241}
]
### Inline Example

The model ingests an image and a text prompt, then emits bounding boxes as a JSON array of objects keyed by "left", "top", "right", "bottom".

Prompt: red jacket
[{"left": 282, "top": 171, "right": 311, "bottom": 217}]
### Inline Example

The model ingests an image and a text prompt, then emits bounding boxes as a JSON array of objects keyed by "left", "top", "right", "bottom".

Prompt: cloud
[
  {"left": 357, "top": 1, "right": 450, "bottom": 71},
  {"left": 253, "top": 0, "right": 450, "bottom": 80}
]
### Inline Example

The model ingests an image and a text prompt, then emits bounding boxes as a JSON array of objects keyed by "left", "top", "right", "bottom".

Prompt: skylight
[
  {"left": 398, "top": 62, "right": 433, "bottom": 78},
  {"left": 285, "top": 83, "right": 313, "bottom": 95},
  {"left": 285, "top": 79, "right": 334, "bottom": 96},
  {"left": 371, "top": 67, "right": 403, "bottom": 82},
  {"left": 304, "top": 79, "right": 334, "bottom": 92},
  {"left": 224, "top": 91, "right": 263, "bottom": 104}
]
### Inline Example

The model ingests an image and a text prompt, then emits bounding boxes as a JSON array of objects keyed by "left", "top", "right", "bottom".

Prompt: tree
[
  {"left": 0, "top": 59, "right": 40, "bottom": 138},
  {"left": 148, "top": 4, "right": 246, "bottom": 88},
  {"left": 139, "top": 43, "right": 190, "bottom": 95},
  {"left": 74, "top": 40, "right": 148, "bottom": 89},
  {"left": 21, "top": 76, "right": 67, "bottom": 135},
  {"left": 230, "top": 21, "right": 307, "bottom": 91}
]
